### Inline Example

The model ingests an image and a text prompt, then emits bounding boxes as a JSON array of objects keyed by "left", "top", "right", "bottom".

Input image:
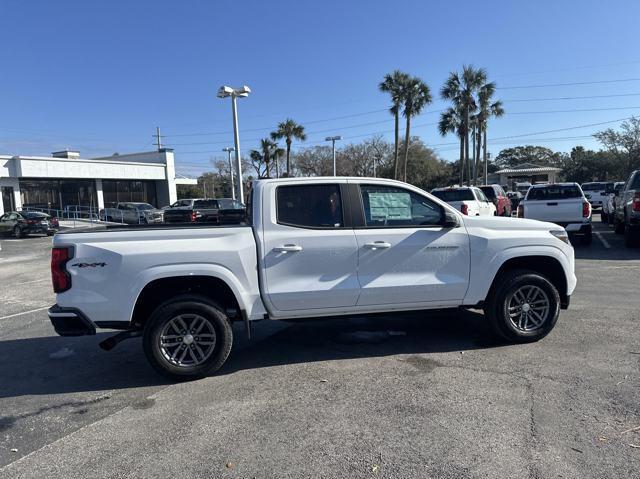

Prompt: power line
[
  {"left": 499, "top": 78, "right": 640, "bottom": 90},
  {"left": 504, "top": 92, "right": 640, "bottom": 102}
]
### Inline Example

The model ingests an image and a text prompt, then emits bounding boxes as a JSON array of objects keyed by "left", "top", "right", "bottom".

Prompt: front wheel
[
  {"left": 625, "top": 226, "right": 640, "bottom": 248},
  {"left": 143, "top": 296, "right": 233, "bottom": 380},
  {"left": 484, "top": 270, "right": 560, "bottom": 343},
  {"left": 13, "top": 226, "right": 24, "bottom": 238}
]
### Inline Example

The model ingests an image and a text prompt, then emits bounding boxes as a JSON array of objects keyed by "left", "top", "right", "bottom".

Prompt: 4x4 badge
[{"left": 71, "top": 262, "right": 107, "bottom": 268}]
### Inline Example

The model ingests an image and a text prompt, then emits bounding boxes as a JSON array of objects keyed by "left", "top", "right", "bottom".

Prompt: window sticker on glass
[{"left": 368, "top": 192, "right": 412, "bottom": 221}]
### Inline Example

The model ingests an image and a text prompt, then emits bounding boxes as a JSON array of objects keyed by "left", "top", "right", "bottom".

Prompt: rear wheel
[
  {"left": 601, "top": 212, "right": 608, "bottom": 223},
  {"left": 582, "top": 228, "right": 593, "bottom": 245},
  {"left": 143, "top": 295, "right": 233, "bottom": 380},
  {"left": 13, "top": 226, "right": 24, "bottom": 238},
  {"left": 614, "top": 216, "right": 625, "bottom": 234},
  {"left": 484, "top": 270, "right": 560, "bottom": 343}
]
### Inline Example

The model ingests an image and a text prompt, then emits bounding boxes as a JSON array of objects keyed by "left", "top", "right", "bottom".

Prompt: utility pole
[
  {"left": 153, "top": 127, "right": 163, "bottom": 151},
  {"left": 325, "top": 135, "right": 342, "bottom": 176}
]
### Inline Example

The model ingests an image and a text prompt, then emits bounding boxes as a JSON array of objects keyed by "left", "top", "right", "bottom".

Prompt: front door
[
  {"left": 353, "top": 183, "right": 471, "bottom": 307},
  {"left": 261, "top": 182, "right": 360, "bottom": 313}
]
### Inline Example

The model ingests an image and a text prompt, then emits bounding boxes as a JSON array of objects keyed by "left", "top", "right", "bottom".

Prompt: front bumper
[{"left": 48, "top": 304, "right": 96, "bottom": 336}]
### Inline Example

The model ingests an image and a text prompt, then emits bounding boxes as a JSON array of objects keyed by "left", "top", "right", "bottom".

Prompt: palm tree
[
  {"left": 379, "top": 70, "right": 410, "bottom": 180},
  {"left": 476, "top": 82, "right": 504, "bottom": 185},
  {"left": 441, "top": 65, "right": 486, "bottom": 185},
  {"left": 259, "top": 138, "right": 278, "bottom": 178},
  {"left": 270, "top": 119, "right": 306, "bottom": 177},
  {"left": 401, "top": 76, "right": 432, "bottom": 182},
  {"left": 438, "top": 105, "right": 465, "bottom": 185}
]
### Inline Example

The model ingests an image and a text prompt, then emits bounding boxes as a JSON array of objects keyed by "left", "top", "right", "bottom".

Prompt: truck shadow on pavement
[
  {"left": 0, "top": 334, "right": 169, "bottom": 399},
  {"left": 220, "top": 309, "right": 501, "bottom": 376},
  {"left": 0, "top": 310, "right": 500, "bottom": 398}
]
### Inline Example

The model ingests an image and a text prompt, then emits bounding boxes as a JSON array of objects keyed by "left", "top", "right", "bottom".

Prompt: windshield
[
  {"left": 135, "top": 203, "right": 155, "bottom": 210},
  {"left": 527, "top": 185, "right": 582, "bottom": 200},
  {"left": 431, "top": 189, "right": 474, "bottom": 201}
]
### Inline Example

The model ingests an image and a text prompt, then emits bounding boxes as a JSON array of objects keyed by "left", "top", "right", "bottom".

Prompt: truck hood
[{"left": 462, "top": 215, "right": 560, "bottom": 231}]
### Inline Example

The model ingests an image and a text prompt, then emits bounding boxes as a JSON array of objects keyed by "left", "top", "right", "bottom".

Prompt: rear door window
[
  {"left": 360, "top": 185, "right": 442, "bottom": 227},
  {"left": 479, "top": 186, "right": 496, "bottom": 199},
  {"left": 277, "top": 184, "right": 343, "bottom": 228}
]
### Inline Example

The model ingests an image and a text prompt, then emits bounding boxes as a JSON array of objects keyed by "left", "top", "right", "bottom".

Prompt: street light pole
[
  {"left": 222, "top": 147, "right": 236, "bottom": 200},
  {"left": 325, "top": 135, "right": 342, "bottom": 176},
  {"left": 218, "top": 85, "right": 251, "bottom": 204}
]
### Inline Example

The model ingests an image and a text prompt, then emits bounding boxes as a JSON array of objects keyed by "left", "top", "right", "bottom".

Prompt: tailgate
[{"left": 525, "top": 199, "right": 583, "bottom": 223}]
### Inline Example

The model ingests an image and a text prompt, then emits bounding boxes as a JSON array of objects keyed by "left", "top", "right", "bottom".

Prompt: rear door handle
[
  {"left": 546, "top": 202, "right": 558, "bottom": 206},
  {"left": 273, "top": 244, "right": 303, "bottom": 253},
  {"left": 364, "top": 241, "right": 391, "bottom": 250}
]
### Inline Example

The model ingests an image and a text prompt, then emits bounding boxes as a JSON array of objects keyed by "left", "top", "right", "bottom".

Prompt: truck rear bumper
[{"left": 48, "top": 304, "right": 96, "bottom": 336}]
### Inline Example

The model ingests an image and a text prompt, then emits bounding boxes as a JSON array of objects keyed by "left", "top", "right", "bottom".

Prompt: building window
[
  {"left": 102, "top": 180, "right": 158, "bottom": 207},
  {"left": 19, "top": 179, "right": 97, "bottom": 210}
]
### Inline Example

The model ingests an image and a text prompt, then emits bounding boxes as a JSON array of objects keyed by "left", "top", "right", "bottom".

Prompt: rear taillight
[
  {"left": 460, "top": 204, "right": 469, "bottom": 215},
  {"left": 51, "top": 247, "right": 73, "bottom": 293},
  {"left": 27, "top": 219, "right": 37, "bottom": 225},
  {"left": 191, "top": 211, "right": 198, "bottom": 222},
  {"left": 51, "top": 217, "right": 59, "bottom": 227},
  {"left": 583, "top": 201, "right": 591, "bottom": 218},
  {"left": 633, "top": 193, "right": 640, "bottom": 212},
  {"left": 517, "top": 204, "right": 524, "bottom": 218}
]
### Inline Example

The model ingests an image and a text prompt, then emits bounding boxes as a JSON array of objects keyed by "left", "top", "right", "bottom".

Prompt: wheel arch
[
  {"left": 131, "top": 274, "right": 244, "bottom": 330},
  {"left": 485, "top": 255, "right": 569, "bottom": 309}
]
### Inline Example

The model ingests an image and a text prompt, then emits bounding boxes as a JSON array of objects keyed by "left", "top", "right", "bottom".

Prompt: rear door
[
  {"left": 353, "top": 183, "right": 470, "bottom": 306},
  {"left": 474, "top": 188, "right": 494, "bottom": 216},
  {"left": 261, "top": 182, "right": 360, "bottom": 313}
]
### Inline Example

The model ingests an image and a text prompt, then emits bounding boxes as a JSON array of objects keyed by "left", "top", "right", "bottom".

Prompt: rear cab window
[
  {"left": 194, "top": 200, "right": 218, "bottom": 208},
  {"left": 431, "top": 189, "right": 474, "bottom": 202},
  {"left": 526, "top": 185, "right": 583, "bottom": 201},
  {"left": 277, "top": 184, "right": 344, "bottom": 228}
]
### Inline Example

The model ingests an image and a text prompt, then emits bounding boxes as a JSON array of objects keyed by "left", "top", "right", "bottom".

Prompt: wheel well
[
  {"left": 488, "top": 256, "right": 568, "bottom": 307},
  {"left": 131, "top": 276, "right": 241, "bottom": 329}
]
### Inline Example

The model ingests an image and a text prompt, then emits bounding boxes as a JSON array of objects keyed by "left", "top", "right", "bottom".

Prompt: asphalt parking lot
[{"left": 0, "top": 217, "right": 639, "bottom": 479}]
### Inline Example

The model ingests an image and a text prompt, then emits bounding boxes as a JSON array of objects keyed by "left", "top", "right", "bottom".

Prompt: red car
[{"left": 479, "top": 185, "right": 512, "bottom": 217}]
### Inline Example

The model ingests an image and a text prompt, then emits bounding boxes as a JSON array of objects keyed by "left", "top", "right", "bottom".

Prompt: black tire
[
  {"left": 624, "top": 226, "right": 639, "bottom": 248},
  {"left": 13, "top": 226, "right": 24, "bottom": 238},
  {"left": 614, "top": 216, "right": 625, "bottom": 234},
  {"left": 601, "top": 212, "right": 608, "bottom": 223},
  {"left": 582, "top": 228, "right": 593, "bottom": 245},
  {"left": 143, "top": 295, "right": 233, "bottom": 380},
  {"left": 46, "top": 232, "right": 54, "bottom": 236},
  {"left": 484, "top": 269, "right": 560, "bottom": 343}
]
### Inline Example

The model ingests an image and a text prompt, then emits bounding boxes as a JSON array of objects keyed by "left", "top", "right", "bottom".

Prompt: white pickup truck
[
  {"left": 49, "top": 177, "right": 576, "bottom": 379},
  {"left": 518, "top": 183, "right": 592, "bottom": 245}
]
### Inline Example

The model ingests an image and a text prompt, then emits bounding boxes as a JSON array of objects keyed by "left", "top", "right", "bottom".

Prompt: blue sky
[{"left": 2, "top": 0, "right": 640, "bottom": 176}]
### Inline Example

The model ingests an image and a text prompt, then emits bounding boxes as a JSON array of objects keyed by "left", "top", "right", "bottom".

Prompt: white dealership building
[{"left": 0, "top": 149, "right": 196, "bottom": 216}]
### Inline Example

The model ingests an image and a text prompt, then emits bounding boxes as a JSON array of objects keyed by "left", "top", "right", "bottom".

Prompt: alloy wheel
[
  {"left": 506, "top": 285, "right": 550, "bottom": 332},
  {"left": 159, "top": 314, "right": 217, "bottom": 367}
]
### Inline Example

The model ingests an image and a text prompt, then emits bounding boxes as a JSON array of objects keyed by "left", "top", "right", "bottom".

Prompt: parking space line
[
  {"left": 595, "top": 231, "right": 611, "bottom": 249},
  {"left": 14, "top": 278, "right": 49, "bottom": 286},
  {"left": 0, "top": 306, "right": 49, "bottom": 321}
]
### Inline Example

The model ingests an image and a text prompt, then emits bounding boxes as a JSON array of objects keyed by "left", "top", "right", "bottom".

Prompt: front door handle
[
  {"left": 273, "top": 244, "right": 303, "bottom": 253},
  {"left": 364, "top": 241, "right": 391, "bottom": 250}
]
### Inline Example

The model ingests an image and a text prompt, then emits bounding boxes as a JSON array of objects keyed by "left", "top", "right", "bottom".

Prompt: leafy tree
[
  {"left": 593, "top": 117, "right": 640, "bottom": 175},
  {"left": 379, "top": 70, "right": 410, "bottom": 180},
  {"left": 438, "top": 106, "right": 465, "bottom": 185},
  {"left": 270, "top": 119, "right": 306, "bottom": 177},
  {"left": 400, "top": 76, "right": 432, "bottom": 182},
  {"left": 494, "top": 145, "right": 563, "bottom": 168}
]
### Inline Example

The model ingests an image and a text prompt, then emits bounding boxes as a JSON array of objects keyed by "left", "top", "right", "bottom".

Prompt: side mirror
[{"left": 443, "top": 210, "right": 459, "bottom": 228}]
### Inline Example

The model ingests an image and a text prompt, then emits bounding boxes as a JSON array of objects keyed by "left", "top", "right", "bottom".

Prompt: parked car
[
  {"left": 100, "top": 202, "right": 164, "bottom": 224},
  {"left": 601, "top": 181, "right": 624, "bottom": 224},
  {"left": 507, "top": 191, "right": 524, "bottom": 214},
  {"left": 613, "top": 170, "right": 640, "bottom": 247},
  {"left": 0, "top": 211, "right": 59, "bottom": 237},
  {"left": 518, "top": 183, "right": 592, "bottom": 245},
  {"left": 48, "top": 177, "right": 576, "bottom": 379},
  {"left": 163, "top": 198, "right": 246, "bottom": 224},
  {"left": 431, "top": 187, "right": 497, "bottom": 216},
  {"left": 581, "top": 182, "right": 611, "bottom": 209},
  {"left": 479, "top": 184, "right": 511, "bottom": 217}
]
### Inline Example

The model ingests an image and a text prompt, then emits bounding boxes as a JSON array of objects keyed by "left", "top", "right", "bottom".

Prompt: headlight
[{"left": 550, "top": 229, "right": 570, "bottom": 244}]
